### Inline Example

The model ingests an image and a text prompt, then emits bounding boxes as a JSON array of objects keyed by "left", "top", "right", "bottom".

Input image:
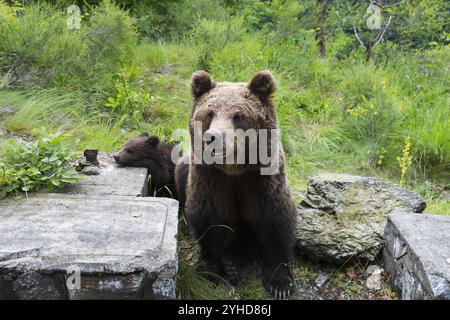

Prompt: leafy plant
[
  {"left": 0, "top": 132, "right": 78, "bottom": 199},
  {"left": 105, "top": 72, "right": 150, "bottom": 128}
]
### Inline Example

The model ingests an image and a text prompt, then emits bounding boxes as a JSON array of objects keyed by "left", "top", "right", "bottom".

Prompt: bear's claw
[
  {"left": 269, "top": 283, "right": 294, "bottom": 300},
  {"left": 265, "top": 264, "right": 295, "bottom": 300},
  {"left": 222, "top": 258, "right": 239, "bottom": 286}
]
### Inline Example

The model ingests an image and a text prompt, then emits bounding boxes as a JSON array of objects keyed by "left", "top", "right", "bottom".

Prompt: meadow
[{"left": 0, "top": 0, "right": 448, "bottom": 298}]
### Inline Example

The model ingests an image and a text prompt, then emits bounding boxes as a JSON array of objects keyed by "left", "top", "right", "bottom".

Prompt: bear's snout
[
  {"left": 113, "top": 153, "right": 121, "bottom": 164},
  {"left": 204, "top": 129, "right": 222, "bottom": 146}
]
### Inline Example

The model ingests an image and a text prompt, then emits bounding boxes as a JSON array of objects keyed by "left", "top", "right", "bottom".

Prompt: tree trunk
[
  {"left": 315, "top": 0, "right": 328, "bottom": 58},
  {"left": 365, "top": 0, "right": 384, "bottom": 61}
]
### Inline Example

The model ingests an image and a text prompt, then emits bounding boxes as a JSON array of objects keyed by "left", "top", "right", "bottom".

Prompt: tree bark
[
  {"left": 365, "top": 0, "right": 384, "bottom": 61},
  {"left": 315, "top": 0, "right": 328, "bottom": 58}
]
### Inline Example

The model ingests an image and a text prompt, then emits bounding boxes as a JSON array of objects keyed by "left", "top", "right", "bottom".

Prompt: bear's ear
[
  {"left": 146, "top": 136, "right": 159, "bottom": 149},
  {"left": 139, "top": 132, "right": 149, "bottom": 137},
  {"left": 248, "top": 71, "right": 276, "bottom": 100},
  {"left": 191, "top": 71, "right": 216, "bottom": 98}
]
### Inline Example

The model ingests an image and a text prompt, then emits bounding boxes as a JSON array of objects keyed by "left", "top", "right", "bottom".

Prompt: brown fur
[
  {"left": 113, "top": 133, "right": 177, "bottom": 198},
  {"left": 185, "top": 71, "right": 297, "bottom": 299},
  {"left": 175, "top": 154, "right": 190, "bottom": 208}
]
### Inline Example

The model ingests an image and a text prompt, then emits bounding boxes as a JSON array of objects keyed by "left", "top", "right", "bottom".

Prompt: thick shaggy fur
[
  {"left": 113, "top": 133, "right": 177, "bottom": 198},
  {"left": 175, "top": 154, "right": 190, "bottom": 208},
  {"left": 185, "top": 71, "right": 297, "bottom": 299}
]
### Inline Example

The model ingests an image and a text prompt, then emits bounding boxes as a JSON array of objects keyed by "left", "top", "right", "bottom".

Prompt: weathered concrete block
[
  {"left": 66, "top": 154, "right": 148, "bottom": 197},
  {"left": 384, "top": 212, "right": 450, "bottom": 300},
  {"left": 296, "top": 173, "right": 425, "bottom": 262},
  {"left": 0, "top": 194, "right": 178, "bottom": 300}
]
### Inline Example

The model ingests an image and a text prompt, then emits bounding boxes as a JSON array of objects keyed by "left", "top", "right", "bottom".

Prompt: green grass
[
  {"left": 177, "top": 259, "right": 238, "bottom": 300},
  {"left": 1, "top": 38, "right": 449, "bottom": 214}
]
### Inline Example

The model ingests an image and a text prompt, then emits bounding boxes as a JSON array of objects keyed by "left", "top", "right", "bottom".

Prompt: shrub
[
  {"left": 104, "top": 72, "right": 150, "bottom": 128},
  {"left": 0, "top": 132, "right": 78, "bottom": 199},
  {"left": 0, "top": 3, "right": 87, "bottom": 87},
  {"left": 84, "top": 0, "right": 138, "bottom": 91},
  {"left": 335, "top": 65, "right": 403, "bottom": 166},
  {"left": 0, "top": 0, "right": 137, "bottom": 94},
  {"left": 189, "top": 16, "right": 247, "bottom": 72},
  {"left": 209, "top": 35, "right": 270, "bottom": 81},
  {"left": 134, "top": 0, "right": 229, "bottom": 40}
]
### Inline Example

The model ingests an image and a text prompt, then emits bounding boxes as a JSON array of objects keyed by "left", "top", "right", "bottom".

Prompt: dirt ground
[{"left": 177, "top": 234, "right": 398, "bottom": 300}]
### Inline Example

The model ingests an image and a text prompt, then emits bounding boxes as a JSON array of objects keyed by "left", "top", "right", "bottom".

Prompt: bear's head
[
  {"left": 113, "top": 133, "right": 159, "bottom": 166},
  {"left": 189, "top": 71, "right": 280, "bottom": 175}
]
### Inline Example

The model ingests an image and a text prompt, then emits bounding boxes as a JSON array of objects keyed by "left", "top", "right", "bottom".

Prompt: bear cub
[
  {"left": 113, "top": 133, "right": 177, "bottom": 198},
  {"left": 185, "top": 70, "right": 297, "bottom": 299}
]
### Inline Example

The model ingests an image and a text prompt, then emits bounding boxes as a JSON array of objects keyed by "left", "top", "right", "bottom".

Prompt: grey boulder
[{"left": 296, "top": 173, "right": 425, "bottom": 262}]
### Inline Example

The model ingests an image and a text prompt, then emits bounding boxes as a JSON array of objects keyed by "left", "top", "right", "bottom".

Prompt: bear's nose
[
  {"left": 113, "top": 154, "right": 120, "bottom": 163},
  {"left": 204, "top": 129, "right": 222, "bottom": 146}
]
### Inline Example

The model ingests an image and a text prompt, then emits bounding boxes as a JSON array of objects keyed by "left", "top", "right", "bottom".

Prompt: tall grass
[
  {"left": 0, "top": 0, "right": 448, "bottom": 213},
  {"left": 0, "top": 0, "right": 137, "bottom": 94}
]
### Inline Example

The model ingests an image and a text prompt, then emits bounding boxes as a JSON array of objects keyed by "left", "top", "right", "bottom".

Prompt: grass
[{"left": 1, "top": 38, "right": 448, "bottom": 208}]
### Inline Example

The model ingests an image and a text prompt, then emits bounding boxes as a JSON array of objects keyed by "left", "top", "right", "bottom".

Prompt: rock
[
  {"left": 0, "top": 107, "right": 15, "bottom": 119},
  {"left": 300, "top": 173, "right": 426, "bottom": 214},
  {"left": 0, "top": 193, "right": 178, "bottom": 300},
  {"left": 64, "top": 153, "right": 148, "bottom": 197},
  {"left": 292, "top": 285, "right": 322, "bottom": 300},
  {"left": 315, "top": 272, "right": 330, "bottom": 289},
  {"left": 442, "top": 187, "right": 450, "bottom": 199},
  {"left": 296, "top": 173, "right": 425, "bottom": 262},
  {"left": 159, "top": 64, "right": 174, "bottom": 74},
  {"left": 383, "top": 212, "right": 450, "bottom": 300},
  {"left": 366, "top": 265, "right": 383, "bottom": 290}
]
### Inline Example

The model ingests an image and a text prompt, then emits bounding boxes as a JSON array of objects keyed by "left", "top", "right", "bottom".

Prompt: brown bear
[
  {"left": 185, "top": 70, "right": 297, "bottom": 299},
  {"left": 175, "top": 154, "right": 190, "bottom": 209},
  {"left": 113, "top": 133, "right": 177, "bottom": 198}
]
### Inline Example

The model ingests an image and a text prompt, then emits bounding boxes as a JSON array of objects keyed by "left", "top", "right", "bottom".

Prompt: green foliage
[
  {"left": 2, "top": 89, "right": 84, "bottom": 135},
  {"left": 0, "top": 132, "right": 78, "bottom": 199},
  {"left": 337, "top": 66, "right": 402, "bottom": 168},
  {"left": 328, "top": 0, "right": 449, "bottom": 50},
  {"left": 177, "top": 252, "right": 238, "bottom": 300},
  {"left": 104, "top": 72, "right": 150, "bottom": 128},
  {"left": 190, "top": 16, "right": 247, "bottom": 73},
  {"left": 0, "top": 0, "right": 447, "bottom": 200},
  {"left": 238, "top": 280, "right": 267, "bottom": 300},
  {"left": 0, "top": 0, "right": 137, "bottom": 93},
  {"left": 0, "top": 0, "right": 18, "bottom": 28},
  {"left": 387, "top": 0, "right": 450, "bottom": 49},
  {"left": 85, "top": 0, "right": 138, "bottom": 87},
  {"left": 0, "top": 2, "right": 83, "bottom": 87},
  {"left": 133, "top": 0, "right": 230, "bottom": 40}
]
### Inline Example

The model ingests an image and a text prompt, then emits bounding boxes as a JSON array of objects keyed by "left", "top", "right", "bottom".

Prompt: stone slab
[
  {"left": 64, "top": 153, "right": 148, "bottom": 197},
  {"left": 384, "top": 212, "right": 450, "bottom": 300},
  {"left": 0, "top": 193, "right": 178, "bottom": 299}
]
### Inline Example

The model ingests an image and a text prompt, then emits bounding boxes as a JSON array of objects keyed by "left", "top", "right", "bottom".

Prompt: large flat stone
[
  {"left": 0, "top": 193, "right": 178, "bottom": 299},
  {"left": 65, "top": 154, "right": 148, "bottom": 197},
  {"left": 384, "top": 212, "right": 450, "bottom": 300}
]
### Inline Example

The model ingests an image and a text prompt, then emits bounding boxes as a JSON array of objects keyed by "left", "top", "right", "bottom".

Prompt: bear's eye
[
  {"left": 126, "top": 150, "right": 134, "bottom": 155},
  {"left": 233, "top": 113, "right": 245, "bottom": 122},
  {"left": 206, "top": 110, "right": 214, "bottom": 120}
]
